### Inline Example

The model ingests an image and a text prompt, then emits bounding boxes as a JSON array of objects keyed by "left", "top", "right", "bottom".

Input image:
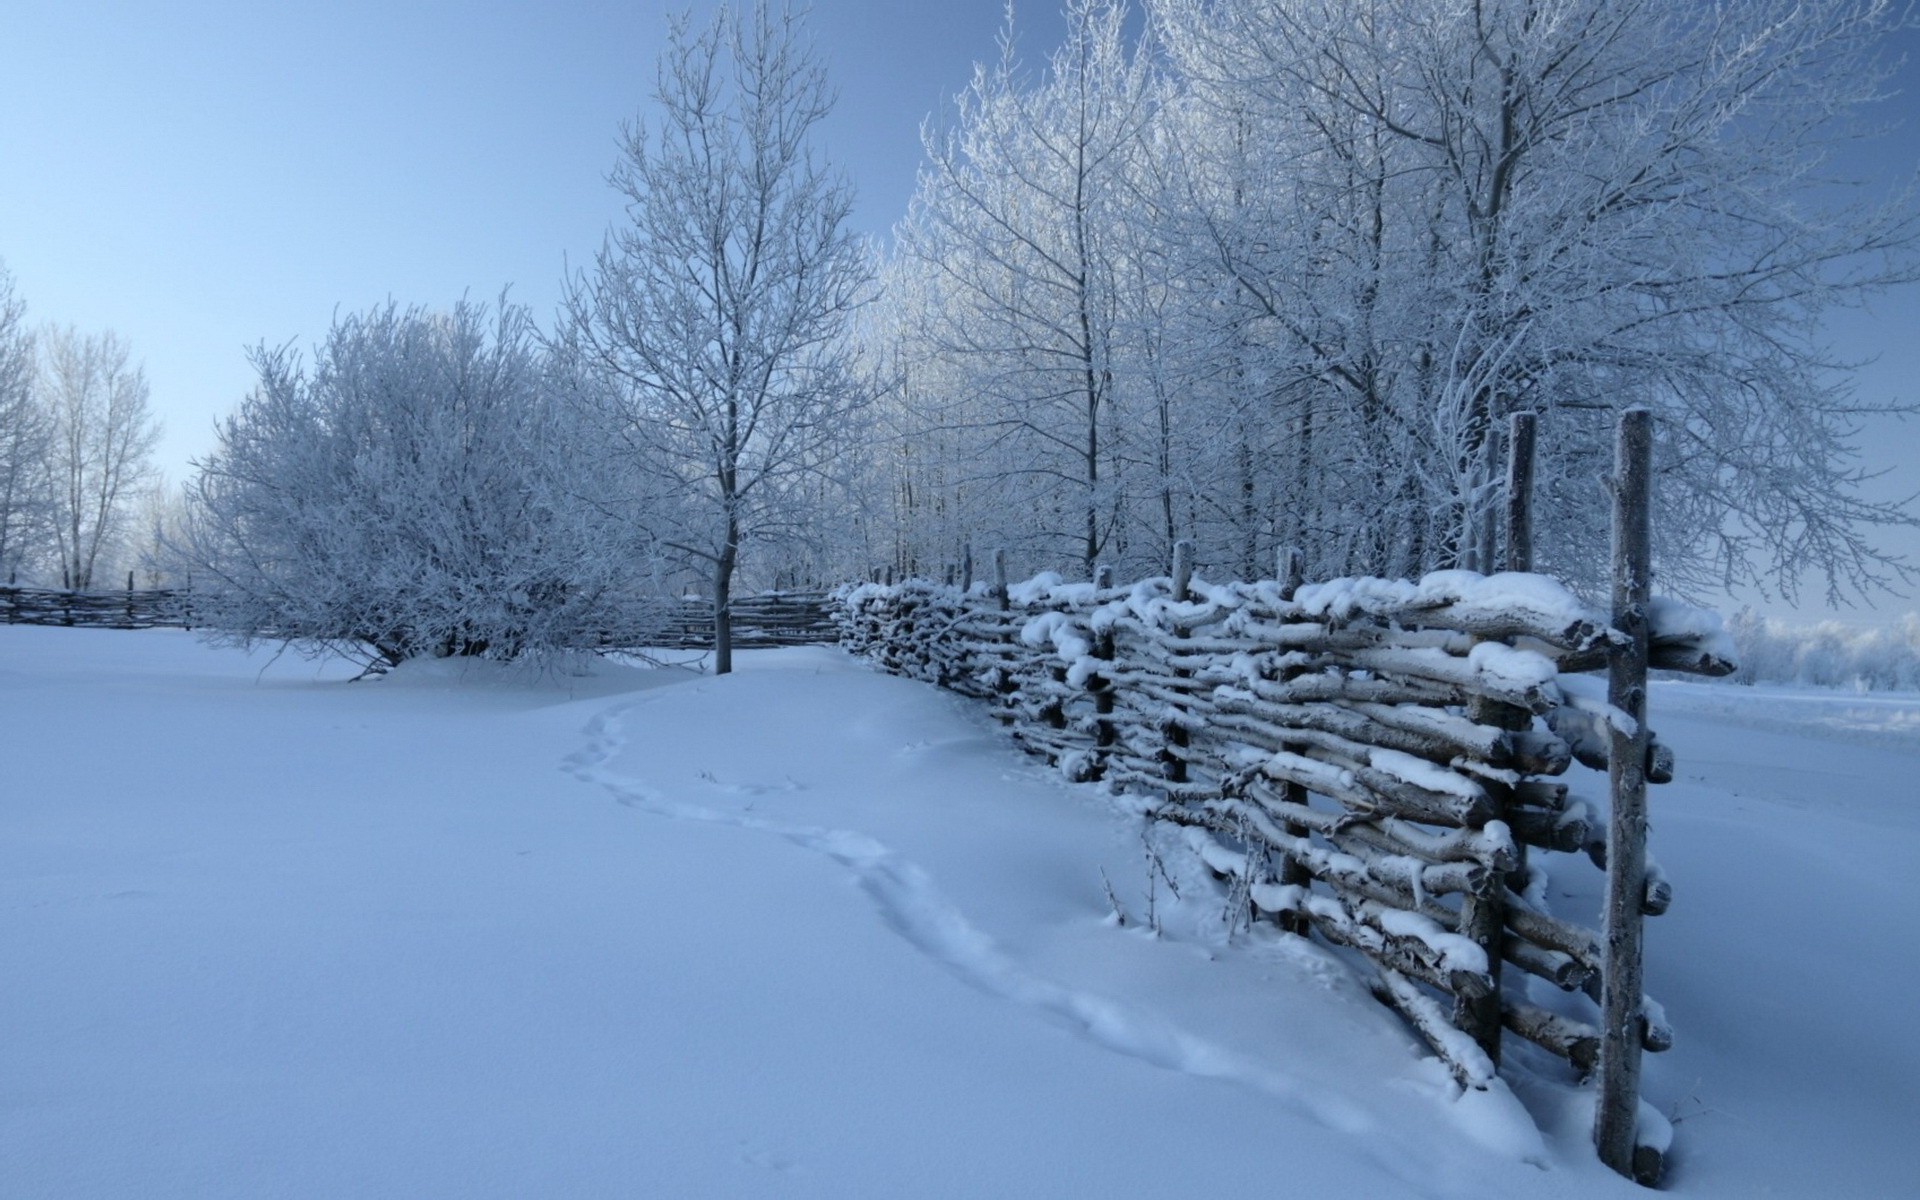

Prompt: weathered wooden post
[
  {"left": 1506, "top": 411, "right": 1536, "bottom": 574},
  {"left": 961, "top": 544, "right": 974, "bottom": 592},
  {"left": 992, "top": 549, "right": 1009, "bottom": 612},
  {"left": 1274, "top": 545, "right": 1314, "bottom": 937},
  {"left": 1163, "top": 540, "right": 1196, "bottom": 784},
  {"left": 1171, "top": 540, "right": 1194, "bottom": 601},
  {"left": 1478, "top": 429, "right": 1502, "bottom": 574},
  {"left": 1597, "top": 407, "right": 1656, "bottom": 1183},
  {"left": 1089, "top": 564, "right": 1116, "bottom": 777}
]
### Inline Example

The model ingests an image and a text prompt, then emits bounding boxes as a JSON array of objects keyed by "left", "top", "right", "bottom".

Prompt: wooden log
[
  {"left": 1506, "top": 729, "right": 1572, "bottom": 776},
  {"left": 1316, "top": 807, "right": 1517, "bottom": 872},
  {"left": 1239, "top": 671, "right": 1463, "bottom": 710},
  {"left": 1369, "top": 967, "right": 1496, "bottom": 1091},
  {"left": 1171, "top": 540, "right": 1195, "bottom": 603},
  {"left": 1504, "top": 933, "right": 1593, "bottom": 992},
  {"left": 1502, "top": 900, "right": 1603, "bottom": 973},
  {"left": 1502, "top": 1003, "right": 1599, "bottom": 1075},
  {"left": 1163, "top": 545, "right": 1195, "bottom": 786},
  {"left": 1321, "top": 830, "right": 1495, "bottom": 895},
  {"left": 1212, "top": 694, "right": 1520, "bottom": 774},
  {"left": 1506, "top": 804, "right": 1592, "bottom": 854},
  {"left": 1596, "top": 407, "right": 1654, "bottom": 1178},
  {"left": 1277, "top": 546, "right": 1304, "bottom": 602},
  {"left": 1346, "top": 646, "right": 1559, "bottom": 714},
  {"left": 1266, "top": 887, "right": 1493, "bottom": 1004},
  {"left": 1506, "top": 411, "right": 1537, "bottom": 574},
  {"left": 1647, "top": 739, "right": 1674, "bottom": 785},
  {"left": 1643, "top": 873, "right": 1673, "bottom": 917},
  {"left": 1254, "top": 748, "right": 1494, "bottom": 828}
]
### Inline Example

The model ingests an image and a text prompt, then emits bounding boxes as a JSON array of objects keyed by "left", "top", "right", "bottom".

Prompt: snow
[
  {"left": 1292, "top": 569, "right": 1603, "bottom": 639},
  {"left": 5, "top": 627, "right": 1919, "bottom": 1197}
]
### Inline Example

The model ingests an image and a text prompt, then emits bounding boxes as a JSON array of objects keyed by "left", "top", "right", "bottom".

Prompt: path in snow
[{"left": 563, "top": 693, "right": 1379, "bottom": 1137}]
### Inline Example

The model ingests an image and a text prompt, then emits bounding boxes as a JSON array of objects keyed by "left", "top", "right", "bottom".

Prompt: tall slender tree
[{"left": 563, "top": 1, "right": 872, "bottom": 673}]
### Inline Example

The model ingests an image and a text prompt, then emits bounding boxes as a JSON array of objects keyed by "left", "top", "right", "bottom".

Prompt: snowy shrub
[{"left": 177, "top": 298, "right": 661, "bottom": 666}]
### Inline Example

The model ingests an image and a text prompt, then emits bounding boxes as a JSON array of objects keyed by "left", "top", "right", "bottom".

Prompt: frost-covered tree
[
  {"left": 562, "top": 1, "right": 873, "bottom": 673},
  {"left": 0, "top": 264, "right": 49, "bottom": 583},
  {"left": 868, "top": 0, "right": 1916, "bottom": 599},
  {"left": 37, "top": 326, "right": 160, "bottom": 590},
  {"left": 1151, "top": 0, "right": 1920, "bottom": 596},
  {"left": 179, "top": 299, "right": 660, "bottom": 667},
  {"left": 900, "top": 0, "right": 1159, "bottom": 577}
]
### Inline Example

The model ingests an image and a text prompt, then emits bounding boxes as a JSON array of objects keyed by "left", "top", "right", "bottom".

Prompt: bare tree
[
  {"left": 38, "top": 326, "right": 161, "bottom": 590},
  {"left": 562, "top": 1, "right": 872, "bottom": 673},
  {"left": 0, "top": 264, "right": 47, "bottom": 582}
]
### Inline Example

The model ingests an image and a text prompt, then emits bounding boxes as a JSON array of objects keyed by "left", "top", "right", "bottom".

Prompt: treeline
[
  {"left": 9, "top": 0, "right": 1914, "bottom": 669},
  {"left": 854, "top": 0, "right": 1918, "bottom": 603},
  {"left": 1725, "top": 609, "right": 1920, "bottom": 692}
]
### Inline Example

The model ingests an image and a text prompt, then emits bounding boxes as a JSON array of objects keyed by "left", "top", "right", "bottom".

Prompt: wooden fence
[
  {"left": 832, "top": 410, "right": 1726, "bottom": 1186},
  {"left": 1, "top": 585, "right": 837, "bottom": 651},
  {"left": 1, "top": 583, "right": 186, "bottom": 629}
]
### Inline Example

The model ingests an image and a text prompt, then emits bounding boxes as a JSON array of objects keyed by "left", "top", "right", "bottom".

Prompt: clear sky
[{"left": 3, "top": 1, "right": 1917, "bottom": 620}]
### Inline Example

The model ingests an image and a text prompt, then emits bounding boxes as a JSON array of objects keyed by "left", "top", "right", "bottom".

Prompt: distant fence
[
  {"left": 593, "top": 591, "right": 838, "bottom": 650},
  {"left": 1, "top": 585, "right": 186, "bottom": 629},
  {"left": 0, "top": 585, "right": 836, "bottom": 651},
  {"left": 834, "top": 411, "right": 1725, "bottom": 1186}
]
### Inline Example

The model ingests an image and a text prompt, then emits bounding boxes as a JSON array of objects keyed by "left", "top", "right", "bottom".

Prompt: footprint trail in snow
[{"left": 563, "top": 693, "right": 1381, "bottom": 1141}]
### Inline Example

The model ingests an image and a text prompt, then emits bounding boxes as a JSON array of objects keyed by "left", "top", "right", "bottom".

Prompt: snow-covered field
[{"left": 4, "top": 628, "right": 1916, "bottom": 1198}]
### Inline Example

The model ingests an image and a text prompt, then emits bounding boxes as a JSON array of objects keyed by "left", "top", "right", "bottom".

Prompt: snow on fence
[
  {"left": 0, "top": 583, "right": 838, "bottom": 651},
  {"left": 832, "top": 411, "right": 1730, "bottom": 1186}
]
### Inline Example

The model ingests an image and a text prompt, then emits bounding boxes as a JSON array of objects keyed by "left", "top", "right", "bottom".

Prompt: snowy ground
[{"left": 3, "top": 628, "right": 1916, "bottom": 1198}]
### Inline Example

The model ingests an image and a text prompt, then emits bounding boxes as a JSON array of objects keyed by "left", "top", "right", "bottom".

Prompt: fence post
[
  {"left": 1478, "top": 428, "right": 1502, "bottom": 574},
  {"left": 992, "top": 549, "right": 1009, "bottom": 612},
  {"left": 1163, "top": 540, "right": 1196, "bottom": 784},
  {"left": 962, "top": 544, "right": 974, "bottom": 592},
  {"left": 1596, "top": 408, "right": 1655, "bottom": 1183},
  {"left": 1506, "top": 412, "right": 1537, "bottom": 574},
  {"left": 1089, "top": 564, "right": 1116, "bottom": 777},
  {"left": 1273, "top": 546, "right": 1314, "bottom": 936}
]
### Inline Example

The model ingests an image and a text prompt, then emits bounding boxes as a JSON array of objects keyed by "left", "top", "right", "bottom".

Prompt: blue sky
[{"left": 3, "top": 1, "right": 1917, "bottom": 618}]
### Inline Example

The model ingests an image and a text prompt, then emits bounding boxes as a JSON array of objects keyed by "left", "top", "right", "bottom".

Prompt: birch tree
[
  {"left": 38, "top": 326, "right": 160, "bottom": 590},
  {"left": 1153, "top": 0, "right": 1920, "bottom": 596},
  {"left": 0, "top": 265, "right": 47, "bottom": 582},
  {"left": 902, "top": 0, "right": 1159, "bottom": 577},
  {"left": 563, "top": 1, "right": 872, "bottom": 673}
]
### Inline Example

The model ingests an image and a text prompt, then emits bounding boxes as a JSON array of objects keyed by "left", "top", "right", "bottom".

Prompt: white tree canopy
[
  {"left": 37, "top": 325, "right": 160, "bottom": 591},
  {"left": 859, "top": 0, "right": 1918, "bottom": 600},
  {"left": 179, "top": 299, "right": 660, "bottom": 667}
]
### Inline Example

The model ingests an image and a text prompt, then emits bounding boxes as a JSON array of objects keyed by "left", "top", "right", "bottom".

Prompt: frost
[{"left": 1368, "top": 747, "right": 1486, "bottom": 802}]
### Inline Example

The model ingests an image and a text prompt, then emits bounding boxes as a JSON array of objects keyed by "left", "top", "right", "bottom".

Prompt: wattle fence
[
  {"left": 0, "top": 585, "right": 837, "bottom": 650},
  {"left": 833, "top": 411, "right": 1721, "bottom": 1186}
]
